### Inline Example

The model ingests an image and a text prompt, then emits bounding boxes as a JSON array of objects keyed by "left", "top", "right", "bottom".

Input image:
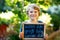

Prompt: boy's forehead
[
  {"left": 29, "top": 8, "right": 38, "bottom": 11},
  {"left": 29, "top": 7, "right": 34, "bottom": 10}
]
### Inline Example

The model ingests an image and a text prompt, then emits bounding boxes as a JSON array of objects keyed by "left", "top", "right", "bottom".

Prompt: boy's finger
[{"left": 20, "top": 32, "right": 24, "bottom": 38}]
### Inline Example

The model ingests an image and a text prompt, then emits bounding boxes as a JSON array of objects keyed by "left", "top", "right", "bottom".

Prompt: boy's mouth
[{"left": 30, "top": 15, "right": 36, "bottom": 17}]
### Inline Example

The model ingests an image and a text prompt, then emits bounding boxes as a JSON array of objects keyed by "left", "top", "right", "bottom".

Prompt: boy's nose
[{"left": 32, "top": 12, "right": 35, "bottom": 14}]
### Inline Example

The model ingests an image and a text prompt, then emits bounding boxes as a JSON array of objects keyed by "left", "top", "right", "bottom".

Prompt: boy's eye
[
  {"left": 30, "top": 11, "right": 33, "bottom": 13},
  {"left": 34, "top": 11, "right": 37, "bottom": 13}
]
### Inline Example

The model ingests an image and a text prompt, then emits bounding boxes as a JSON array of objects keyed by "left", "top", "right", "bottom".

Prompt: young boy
[{"left": 19, "top": 4, "right": 48, "bottom": 40}]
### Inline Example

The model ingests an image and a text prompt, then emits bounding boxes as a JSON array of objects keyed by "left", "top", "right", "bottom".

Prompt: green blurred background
[{"left": 0, "top": 0, "right": 60, "bottom": 40}]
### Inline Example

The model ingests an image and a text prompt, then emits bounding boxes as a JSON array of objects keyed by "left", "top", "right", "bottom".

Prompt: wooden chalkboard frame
[{"left": 23, "top": 23, "right": 46, "bottom": 40}]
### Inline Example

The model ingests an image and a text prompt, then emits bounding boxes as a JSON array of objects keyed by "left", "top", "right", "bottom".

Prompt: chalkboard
[{"left": 24, "top": 24, "right": 44, "bottom": 38}]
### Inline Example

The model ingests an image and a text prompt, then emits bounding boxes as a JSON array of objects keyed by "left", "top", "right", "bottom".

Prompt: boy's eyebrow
[{"left": 34, "top": 7, "right": 40, "bottom": 11}]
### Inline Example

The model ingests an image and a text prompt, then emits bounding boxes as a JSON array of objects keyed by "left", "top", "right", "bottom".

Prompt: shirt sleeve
[
  {"left": 20, "top": 27, "right": 22, "bottom": 32},
  {"left": 19, "top": 22, "right": 22, "bottom": 32}
]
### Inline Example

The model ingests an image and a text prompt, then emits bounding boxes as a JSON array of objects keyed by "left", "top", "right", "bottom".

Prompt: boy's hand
[
  {"left": 19, "top": 32, "right": 24, "bottom": 38},
  {"left": 44, "top": 34, "right": 48, "bottom": 40}
]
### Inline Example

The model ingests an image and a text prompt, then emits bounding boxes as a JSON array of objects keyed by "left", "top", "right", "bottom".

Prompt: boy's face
[{"left": 28, "top": 8, "right": 39, "bottom": 20}]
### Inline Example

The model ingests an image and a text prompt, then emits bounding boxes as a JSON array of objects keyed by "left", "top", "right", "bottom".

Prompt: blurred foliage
[
  {"left": 47, "top": 5, "right": 60, "bottom": 31},
  {"left": 0, "top": 0, "right": 27, "bottom": 40},
  {"left": 7, "top": 30, "right": 20, "bottom": 40},
  {"left": 0, "top": 11, "right": 20, "bottom": 25},
  {"left": 51, "top": 14, "right": 60, "bottom": 31}
]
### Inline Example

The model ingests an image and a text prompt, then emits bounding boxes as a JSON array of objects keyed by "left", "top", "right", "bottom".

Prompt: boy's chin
[{"left": 30, "top": 18, "right": 36, "bottom": 20}]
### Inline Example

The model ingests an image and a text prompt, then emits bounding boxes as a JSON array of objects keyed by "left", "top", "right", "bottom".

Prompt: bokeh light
[{"left": 38, "top": 13, "right": 52, "bottom": 24}]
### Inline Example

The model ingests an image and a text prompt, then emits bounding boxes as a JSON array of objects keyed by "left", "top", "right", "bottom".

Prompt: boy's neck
[{"left": 30, "top": 19, "right": 38, "bottom": 23}]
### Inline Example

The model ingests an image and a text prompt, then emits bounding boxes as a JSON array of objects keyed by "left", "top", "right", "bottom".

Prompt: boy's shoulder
[
  {"left": 38, "top": 20, "right": 43, "bottom": 23},
  {"left": 38, "top": 20, "right": 45, "bottom": 25},
  {"left": 23, "top": 20, "right": 43, "bottom": 23}
]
